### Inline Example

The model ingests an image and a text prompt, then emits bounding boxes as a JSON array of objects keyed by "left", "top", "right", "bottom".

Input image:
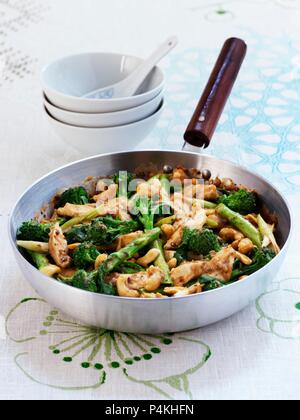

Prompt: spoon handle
[{"left": 116, "top": 35, "right": 178, "bottom": 97}]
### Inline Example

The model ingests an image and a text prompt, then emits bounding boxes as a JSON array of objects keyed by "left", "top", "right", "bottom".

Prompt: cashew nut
[
  {"left": 95, "top": 254, "right": 108, "bottom": 269},
  {"left": 137, "top": 249, "right": 160, "bottom": 268},
  {"left": 40, "top": 265, "right": 61, "bottom": 277},
  {"left": 168, "top": 258, "right": 178, "bottom": 269},
  {"left": 238, "top": 238, "right": 254, "bottom": 255},
  {"left": 219, "top": 227, "right": 244, "bottom": 242},
  {"left": 231, "top": 240, "right": 241, "bottom": 250},
  {"left": 161, "top": 224, "right": 175, "bottom": 239},
  {"left": 245, "top": 214, "right": 258, "bottom": 226},
  {"left": 116, "top": 267, "right": 164, "bottom": 297},
  {"left": 164, "top": 250, "right": 176, "bottom": 262},
  {"left": 116, "top": 276, "right": 140, "bottom": 298},
  {"left": 173, "top": 167, "right": 188, "bottom": 182},
  {"left": 235, "top": 251, "right": 252, "bottom": 266},
  {"left": 222, "top": 178, "right": 236, "bottom": 191}
]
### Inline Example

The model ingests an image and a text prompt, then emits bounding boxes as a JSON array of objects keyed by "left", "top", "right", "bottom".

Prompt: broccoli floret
[
  {"left": 56, "top": 186, "right": 89, "bottom": 208},
  {"left": 175, "top": 229, "right": 221, "bottom": 263},
  {"left": 88, "top": 219, "right": 111, "bottom": 245},
  {"left": 231, "top": 248, "right": 276, "bottom": 281},
  {"left": 89, "top": 217, "right": 139, "bottom": 245},
  {"left": 17, "top": 220, "right": 52, "bottom": 242},
  {"left": 218, "top": 189, "right": 257, "bottom": 215},
  {"left": 65, "top": 224, "right": 91, "bottom": 244},
  {"left": 73, "top": 242, "right": 100, "bottom": 269},
  {"left": 72, "top": 270, "right": 98, "bottom": 293},
  {"left": 188, "top": 229, "right": 221, "bottom": 255},
  {"left": 65, "top": 216, "right": 139, "bottom": 246},
  {"left": 134, "top": 197, "right": 155, "bottom": 230}
]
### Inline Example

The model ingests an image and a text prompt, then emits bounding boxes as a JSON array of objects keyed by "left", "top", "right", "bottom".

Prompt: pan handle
[{"left": 184, "top": 38, "right": 247, "bottom": 149}]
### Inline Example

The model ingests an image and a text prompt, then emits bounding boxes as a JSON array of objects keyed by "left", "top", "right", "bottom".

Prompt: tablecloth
[{"left": 0, "top": 0, "right": 300, "bottom": 400}]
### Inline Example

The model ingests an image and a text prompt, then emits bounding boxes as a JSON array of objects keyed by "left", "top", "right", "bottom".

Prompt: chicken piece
[
  {"left": 116, "top": 231, "right": 144, "bottom": 250},
  {"left": 185, "top": 184, "right": 219, "bottom": 201},
  {"left": 171, "top": 246, "right": 236, "bottom": 286},
  {"left": 93, "top": 184, "right": 118, "bottom": 206},
  {"left": 164, "top": 225, "right": 184, "bottom": 250},
  {"left": 136, "top": 182, "right": 150, "bottom": 197},
  {"left": 136, "top": 178, "right": 165, "bottom": 201},
  {"left": 165, "top": 202, "right": 207, "bottom": 250},
  {"left": 164, "top": 283, "right": 202, "bottom": 297},
  {"left": 140, "top": 292, "right": 168, "bottom": 299},
  {"left": 172, "top": 193, "right": 192, "bottom": 220},
  {"left": 96, "top": 197, "right": 131, "bottom": 221},
  {"left": 184, "top": 204, "right": 207, "bottom": 230},
  {"left": 96, "top": 179, "right": 109, "bottom": 192},
  {"left": 49, "top": 223, "right": 71, "bottom": 269},
  {"left": 57, "top": 203, "right": 96, "bottom": 218},
  {"left": 116, "top": 266, "right": 165, "bottom": 297},
  {"left": 204, "top": 247, "right": 236, "bottom": 281}
]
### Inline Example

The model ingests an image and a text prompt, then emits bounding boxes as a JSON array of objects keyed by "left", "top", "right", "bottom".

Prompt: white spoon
[{"left": 83, "top": 35, "right": 178, "bottom": 100}]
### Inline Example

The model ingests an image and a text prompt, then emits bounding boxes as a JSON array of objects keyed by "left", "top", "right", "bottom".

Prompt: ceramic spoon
[{"left": 83, "top": 36, "right": 178, "bottom": 99}]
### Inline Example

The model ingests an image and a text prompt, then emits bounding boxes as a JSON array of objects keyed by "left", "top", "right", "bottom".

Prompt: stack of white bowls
[{"left": 42, "top": 52, "right": 165, "bottom": 156}]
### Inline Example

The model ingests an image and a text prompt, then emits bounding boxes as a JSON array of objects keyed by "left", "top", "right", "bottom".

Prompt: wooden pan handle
[{"left": 184, "top": 38, "right": 247, "bottom": 148}]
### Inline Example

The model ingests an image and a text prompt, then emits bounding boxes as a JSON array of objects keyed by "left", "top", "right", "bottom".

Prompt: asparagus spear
[
  {"left": 205, "top": 218, "right": 219, "bottom": 229},
  {"left": 257, "top": 215, "right": 280, "bottom": 255},
  {"left": 216, "top": 203, "right": 262, "bottom": 248},
  {"left": 61, "top": 205, "right": 105, "bottom": 232},
  {"left": 27, "top": 250, "right": 61, "bottom": 277},
  {"left": 104, "top": 228, "right": 161, "bottom": 273},
  {"left": 153, "top": 239, "right": 173, "bottom": 285},
  {"left": 155, "top": 215, "right": 176, "bottom": 227},
  {"left": 17, "top": 240, "right": 49, "bottom": 253},
  {"left": 196, "top": 199, "right": 217, "bottom": 209}
]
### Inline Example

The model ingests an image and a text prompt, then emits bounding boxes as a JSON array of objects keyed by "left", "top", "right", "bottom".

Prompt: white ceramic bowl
[
  {"left": 44, "top": 91, "right": 163, "bottom": 128},
  {"left": 45, "top": 100, "right": 164, "bottom": 156},
  {"left": 42, "top": 52, "right": 165, "bottom": 113}
]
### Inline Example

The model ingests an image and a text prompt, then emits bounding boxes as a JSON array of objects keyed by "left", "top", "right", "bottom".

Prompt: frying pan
[{"left": 9, "top": 39, "right": 292, "bottom": 333}]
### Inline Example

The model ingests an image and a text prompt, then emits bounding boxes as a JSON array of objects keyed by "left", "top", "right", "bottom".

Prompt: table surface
[{"left": 1, "top": 0, "right": 300, "bottom": 400}]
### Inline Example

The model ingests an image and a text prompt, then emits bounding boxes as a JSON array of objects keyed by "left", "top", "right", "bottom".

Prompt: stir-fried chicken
[
  {"left": 165, "top": 202, "right": 207, "bottom": 250},
  {"left": 165, "top": 224, "right": 184, "bottom": 250},
  {"left": 164, "top": 283, "right": 202, "bottom": 297},
  {"left": 93, "top": 184, "right": 118, "bottom": 206},
  {"left": 57, "top": 203, "right": 96, "bottom": 218},
  {"left": 17, "top": 164, "right": 279, "bottom": 298},
  {"left": 185, "top": 184, "right": 219, "bottom": 201},
  {"left": 171, "top": 246, "right": 236, "bottom": 286},
  {"left": 116, "top": 266, "right": 165, "bottom": 297},
  {"left": 49, "top": 223, "right": 71, "bottom": 269}
]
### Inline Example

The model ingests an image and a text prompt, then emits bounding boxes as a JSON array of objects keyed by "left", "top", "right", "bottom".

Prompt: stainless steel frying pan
[{"left": 9, "top": 39, "right": 292, "bottom": 334}]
